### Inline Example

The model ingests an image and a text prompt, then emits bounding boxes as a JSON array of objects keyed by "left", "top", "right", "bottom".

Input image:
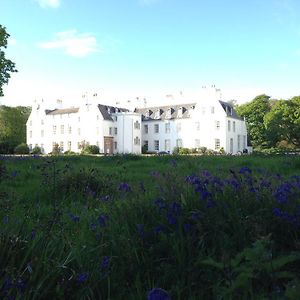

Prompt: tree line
[
  {"left": 236, "top": 94, "right": 300, "bottom": 150},
  {"left": 0, "top": 105, "right": 31, "bottom": 153}
]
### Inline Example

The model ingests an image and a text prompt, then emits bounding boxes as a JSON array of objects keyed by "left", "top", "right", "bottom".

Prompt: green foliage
[
  {"left": 81, "top": 144, "right": 99, "bottom": 154},
  {"left": 141, "top": 144, "right": 148, "bottom": 154},
  {"left": 31, "top": 145, "right": 42, "bottom": 154},
  {"left": 1, "top": 155, "right": 300, "bottom": 298},
  {"left": 236, "top": 94, "right": 271, "bottom": 147},
  {"left": 50, "top": 143, "right": 61, "bottom": 155},
  {"left": 0, "top": 105, "right": 31, "bottom": 153},
  {"left": 237, "top": 94, "right": 300, "bottom": 150},
  {"left": 14, "top": 143, "right": 29, "bottom": 154},
  {"left": 178, "top": 147, "right": 190, "bottom": 155},
  {"left": 0, "top": 25, "right": 17, "bottom": 96}
]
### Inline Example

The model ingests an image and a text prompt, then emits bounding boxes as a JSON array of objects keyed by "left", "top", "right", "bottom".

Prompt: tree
[
  {"left": 0, "top": 106, "right": 31, "bottom": 153},
  {"left": 236, "top": 94, "right": 271, "bottom": 148},
  {"left": 0, "top": 25, "right": 17, "bottom": 96},
  {"left": 264, "top": 97, "right": 300, "bottom": 148}
]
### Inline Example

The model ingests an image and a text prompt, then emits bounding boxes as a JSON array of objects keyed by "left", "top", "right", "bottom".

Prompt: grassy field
[{"left": 1, "top": 154, "right": 300, "bottom": 299}]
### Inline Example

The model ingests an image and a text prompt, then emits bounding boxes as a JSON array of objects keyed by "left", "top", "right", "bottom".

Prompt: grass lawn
[{"left": 1, "top": 154, "right": 300, "bottom": 299}]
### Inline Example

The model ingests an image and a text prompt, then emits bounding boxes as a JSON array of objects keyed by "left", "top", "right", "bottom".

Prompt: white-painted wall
[{"left": 27, "top": 97, "right": 250, "bottom": 155}]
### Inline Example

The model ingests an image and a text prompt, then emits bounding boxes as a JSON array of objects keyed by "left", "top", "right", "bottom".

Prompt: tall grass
[{"left": 1, "top": 154, "right": 300, "bottom": 299}]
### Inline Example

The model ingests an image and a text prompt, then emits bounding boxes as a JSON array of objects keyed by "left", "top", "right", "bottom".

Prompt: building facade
[
  {"left": 26, "top": 100, "right": 142, "bottom": 154},
  {"left": 26, "top": 96, "right": 251, "bottom": 154}
]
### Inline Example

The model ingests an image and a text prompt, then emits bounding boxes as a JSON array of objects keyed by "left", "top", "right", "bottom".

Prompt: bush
[
  {"left": 141, "top": 144, "right": 148, "bottom": 154},
  {"left": 50, "top": 143, "right": 61, "bottom": 155},
  {"left": 172, "top": 147, "right": 180, "bottom": 155},
  {"left": 64, "top": 150, "right": 76, "bottom": 155},
  {"left": 14, "top": 143, "right": 29, "bottom": 154},
  {"left": 178, "top": 147, "right": 190, "bottom": 155},
  {"left": 81, "top": 145, "right": 99, "bottom": 155},
  {"left": 31, "top": 146, "right": 42, "bottom": 155},
  {"left": 199, "top": 147, "right": 207, "bottom": 155}
]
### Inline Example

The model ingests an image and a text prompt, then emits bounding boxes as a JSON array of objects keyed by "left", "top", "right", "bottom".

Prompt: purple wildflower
[
  {"left": 69, "top": 214, "right": 80, "bottom": 223},
  {"left": 239, "top": 166, "right": 252, "bottom": 174},
  {"left": 31, "top": 229, "right": 36, "bottom": 240},
  {"left": 97, "top": 214, "right": 109, "bottom": 227},
  {"left": 119, "top": 182, "right": 131, "bottom": 192},
  {"left": 136, "top": 224, "right": 145, "bottom": 240},
  {"left": 101, "top": 256, "right": 110, "bottom": 271},
  {"left": 147, "top": 288, "right": 170, "bottom": 300},
  {"left": 16, "top": 278, "right": 26, "bottom": 292},
  {"left": 167, "top": 213, "right": 177, "bottom": 225},
  {"left": 77, "top": 273, "right": 88, "bottom": 283}
]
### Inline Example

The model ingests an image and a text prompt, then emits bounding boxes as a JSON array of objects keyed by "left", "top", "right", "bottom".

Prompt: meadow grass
[{"left": 1, "top": 154, "right": 300, "bottom": 299}]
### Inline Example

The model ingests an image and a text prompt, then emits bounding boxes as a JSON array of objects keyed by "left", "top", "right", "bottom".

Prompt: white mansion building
[{"left": 26, "top": 93, "right": 251, "bottom": 155}]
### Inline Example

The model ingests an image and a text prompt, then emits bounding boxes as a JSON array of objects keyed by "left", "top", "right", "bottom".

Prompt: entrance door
[{"left": 104, "top": 136, "right": 113, "bottom": 154}]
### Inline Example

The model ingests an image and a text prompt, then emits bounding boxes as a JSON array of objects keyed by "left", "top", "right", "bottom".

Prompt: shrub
[
  {"left": 141, "top": 144, "right": 148, "bottom": 154},
  {"left": 172, "top": 147, "right": 180, "bottom": 155},
  {"left": 14, "top": 143, "right": 29, "bottom": 154},
  {"left": 178, "top": 147, "right": 190, "bottom": 155},
  {"left": 199, "top": 147, "right": 207, "bottom": 154},
  {"left": 31, "top": 146, "right": 42, "bottom": 154},
  {"left": 64, "top": 150, "right": 76, "bottom": 155},
  {"left": 81, "top": 145, "right": 99, "bottom": 155},
  {"left": 51, "top": 143, "right": 61, "bottom": 155}
]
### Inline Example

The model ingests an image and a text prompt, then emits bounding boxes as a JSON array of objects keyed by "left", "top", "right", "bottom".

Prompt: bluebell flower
[
  {"left": 273, "top": 182, "right": 293, "bottom": 204},
  {"left": 90, "top": 223, "right": 97, "bottom": 231},
  {"left": 140, "top": 182, "right": 146, "bottom": 193},
  {"left": 170, "top": 159, "right": 177, "bottom": 167},
  {"left": 147, "top": 288, "right": 170, "bottom": 300},
  {"left": 239, "top": 166, "right": 252, "bottom": 174},
  {"left": 97, "top": 214, "right": 109, "bottom": 227},
  {"left": 31, "top": 229, "right": 36, "bottom": 240},
  {"left": 101, "top": 256, "right": 110, "bottom": 271},
  {"left": 202, "top": 170, "right": 211, "bottom": 177},
  {"left": 154, "top": 198, "right": 166, "bottom": 211},
  {"left": 185, "top": 174, "right": 200, "bottom": 185},
  {"left": 11, "top": 170, "right": 17, "bottom": 178},
  {"left": 183, "top": 223, "right": 192, "bottom": 232},
  {"left": 99, "top": 195, "right": 110, "bottom": 202},
  {"left": 191, "top": 210, "right": 202, "bottom": 220},
  {"left": 273, "top": 208, "right": 282, "bottom": 218},
  {"left": 77, "top": 273, "right": 88, "bottom": 283},
  {"left": 16, "top": 278, "right": 26, "bottom": 292},
  {"left": 69, "top": 214, "right": 80, "bottom": 223},
  {"left": 136, "top": 224, "right": 145, "bottom": 240},
  {"left": 150, "top": 171, "right": 160, "bottom": 178},
  {"left": 153, "top": 224, "right": 165, "bottom": 234},
  {"left": 170, "top": 202, "right": 181, "bottom": 216},
  {"left": 206, "top": 200, "right": 215, "bottom": 209},
  {"left": 167, "top": 213, "right": 177, "bottom": 225},
  {"left": 2, "top": 277, "right": 13, "bottom": 292},
  {"left": 119, "top": 182, "right": 131, "bottom": 192},
  {"left": 3, "top": 216, "right": 9, "bottom": 224}
]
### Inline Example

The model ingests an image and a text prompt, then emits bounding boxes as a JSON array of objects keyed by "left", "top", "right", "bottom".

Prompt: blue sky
[{"left": 1, "top": 0, "right": 300, "bottom": 107}]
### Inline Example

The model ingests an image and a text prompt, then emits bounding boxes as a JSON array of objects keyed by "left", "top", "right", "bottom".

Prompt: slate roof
[
  {"left": 46, "top": 108, "right": 79, "bottom": 115},
  {"left": 97, "top": 104, "right": 129, "bottom": 121},
  {"left": 219, "top": 101, "right": 243, "bottom": 120},
  {"left": 134, "top": 103, "right": 196, "bottom": 121}
]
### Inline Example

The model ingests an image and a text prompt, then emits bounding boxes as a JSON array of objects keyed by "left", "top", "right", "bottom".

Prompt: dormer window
[
  {"left": 145, "top": 110, "right": 152, "bottom": 118},
  {"left": 177, "top": 107, "right": 183, "bottom": 118},
  {"left": 155, "top": 109, "right": 162, "bottom": 119},
  {"left": 107, "top": 107, "right": 111, "bottom": 114},
  {"left": 166, "top": 108, "right": 173, "bottom": 119}
]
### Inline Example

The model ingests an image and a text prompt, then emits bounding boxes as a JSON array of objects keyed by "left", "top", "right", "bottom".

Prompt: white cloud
[
  {"left": 34, "top": 0, "right": 60, "bottom": 8},
  {"left": 38, "top": 30, "right": 98, "bottom": 57}
]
